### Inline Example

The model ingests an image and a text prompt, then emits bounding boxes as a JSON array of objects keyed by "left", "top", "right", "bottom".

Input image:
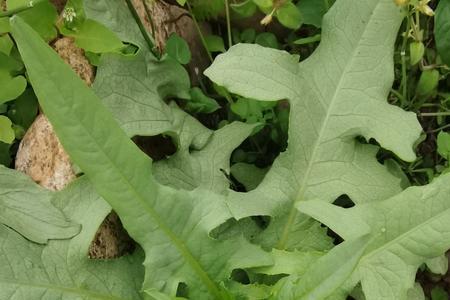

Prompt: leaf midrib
[
  {"left": 60, "top": 93, "right": 223, "bottom": 299},
  {"left": 276, "top": 1, "right": 385, "bottom": 249},
  {"left": 15, "top": 23, "right": 223, "bottom": 299},
  {"left": 0, "top": 279, "right": 129, "bottom": 300},
  {"left": 362, "top": 204, "right": 450, "bottom": 262}
]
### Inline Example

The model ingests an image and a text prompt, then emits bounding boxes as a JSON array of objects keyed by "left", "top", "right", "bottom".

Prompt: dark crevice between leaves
[
  {"left": 326, "top": 194, "right": 355, "bottom": 246},
  {"left": 89, "top": 211, "right": 136, "bottom": 259},
  {"left": 133, "top": 134, "right": 177, "bottom": 161}
]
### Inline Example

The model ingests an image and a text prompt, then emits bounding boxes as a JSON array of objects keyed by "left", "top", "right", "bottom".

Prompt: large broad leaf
[
  {"left": 11, "top": 16, "right": 272, "bottom": 299},
  {"left": 0, "top": 177, "right": 144, "bottom": 299},
  {"left": 205, "top": 0, "right": 422, "bottom": 251},
  {"left": 83, "top": 0, "right": 148, "bottom": 50},
  {"left": 0, "top": 165, "right": 80, "bottom": 244},
  {"left": 435, "top": 0, "right": 450, "bottom": 66},
  {"left": 89, "top": 0, "right": 255, "bottom": 195},
  {"left": 297, "top": 173, "right": 450, "bottom": 300}
]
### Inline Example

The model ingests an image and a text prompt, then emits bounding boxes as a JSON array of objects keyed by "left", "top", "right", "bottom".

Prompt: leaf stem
[
  {"left": 419, "top": 112, "right": 450, "bottom": 117},
  {"left": 124, "top": 0, "right": 157, "bottom": 56},
  {"left": 224, "top": 0, "right": 232, "bottom": 48},
  {"left": 186, "top": 0, "right": 213, "bottom": 63},
  {"left": 399, "top": 8, "right": 411, "bottom": 107},
  {"left": 0, "top": 0, "right": 44, "bottom": 17},
  {"left": 186, "top": 0, "right": 234, "bottom": 105}
]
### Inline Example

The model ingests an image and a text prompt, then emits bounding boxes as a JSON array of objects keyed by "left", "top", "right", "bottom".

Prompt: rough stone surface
[
  {"left": 15, "top": 114, "right": 76, "bottom": 191},
  {"left": 52, "top": 37, "right": 95, "bottom": 86},
  {"left": 88, "top": 212, "right": 135, "bottom": 259}
]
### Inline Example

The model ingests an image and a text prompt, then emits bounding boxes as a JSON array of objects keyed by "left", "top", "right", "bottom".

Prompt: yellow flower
[{"left": 417, "top": 0, "right": 434, "bottom": 16}]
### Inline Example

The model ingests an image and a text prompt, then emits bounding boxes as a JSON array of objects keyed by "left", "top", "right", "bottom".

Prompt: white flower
[
  {"left": 417, "top": 0, "right": 434, "bottom": 16},
  {"left": 63, "top": 7, "right": 77, "bottom": 23}
]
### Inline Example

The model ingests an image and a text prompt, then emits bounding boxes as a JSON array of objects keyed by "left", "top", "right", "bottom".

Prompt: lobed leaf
[
  {"left": 0, "top": 177, "right": 144, "bottom": 299},
  {"left": 205, "top": 0, "right": 422, "bottom": 251},
  {"left": 0, "top": 165, "right": 80, "bottom": 244},
  {"left": 298, "top": 173, "right": 450, "bottom": 299}
]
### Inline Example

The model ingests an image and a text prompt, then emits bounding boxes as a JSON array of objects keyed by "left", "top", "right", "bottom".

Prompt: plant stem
[
  {"left": 140, "top": 0, "right": 158, "bottom": 52},
  {"left": 186, "top": 0, "right": 233, "bottom": 105},
  {"left": 419, "top": 112, "right": 450, "bottom": 117},
  {"left": 124, "top": 0, "right": 157, "bottom": 56},
  {"left": 428, "top": 123, "right": 450, "bottom": 133},
  {"left": 186, "top": 0, "right": 213, "bottom": 63},
  {"left": 390, "top": 88, "right": 404, "bottom": 104},
  {"left": 399, "top": 8, "right": 411, "bottom": 107},
  {"left": 0, "top": 0, "right": 44, "bottom": 17},
  {"left": 224, "top": 0, "right": 232, "bottom": 48}
]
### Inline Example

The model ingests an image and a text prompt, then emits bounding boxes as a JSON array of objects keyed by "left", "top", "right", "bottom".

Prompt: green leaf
[
  {"left": 275, "top": 2, "right": 302, "bottom": 30},
  {"left": 231, "top": 97, "right": 276, "bottom": 122},
  {"left": 253, "top": 0, "right": 272, "bottom": 9},
  {"left": 437, "top": 131, "right": 450, "bottom": 159},
  {"left": 252, "top": 249, "right": 323, "bottom": 276},
  {"left": 231, "top": 0, "right": 257, "bottom": 17},
  {"left": 153, "top": 120, "right": 256, "bottom": 194},
  {"left": 189, "top": 0, "right": 224, "bottom": 20},
  {"left": 293, "top": 34, "right": 321, "bottom": 45},
  {"left": 431, "top": 287, "right": 448, "bottom": 300},
  {"left": 7, "top": 0, "right": 57, "bottom": 41},
  {"left": 0, "top": 115, "right": 15, "bottom": 143},
  {"left": 0, "top": 141, "right": 11, "bottom": 166},
  {"left": 61, "top": 19, "right": 124, "bottom": 53},
  {"left": 426, "top": 255, "right": 448, "bottom": 275},
  {"left": 165, "top": 33, "right": 192, "bottom": 65},
  {"left": 0, "top": 165, "right": 80, "bottom": 243},
  {"left": 93, "top": 36, "right": 250, "bottom": 196},
  {"left": 408, "top": 284, "right": 425, "bottom": 300},
  {"left": 186, "top": 87, "right": 219, "bottom": 113},
  {"left": 255, "top": 32, "right": 279, "bottom": 49},
  {"left": 93, "top": 51, "right": 191, "bottom": 137},
  {"left": 7, "top": 87, "right": 38, "bottom": 129},
  {"left": 205, "top": 0, "right": 421, "bottom": 252},
  {"left": 297, "top": 173, "right": 450, "bottom": 299},
  {"left": 0, "top": 176, "right": 145, "bottom": 299},
  {"left": 176, "top": 0, "right": 186, "bottom": 5},
  {"left": 272, "top": 235, "right": 370, "bottom": 299},
  {"left": 11, "top": 15, "right": 273, "bottom": 298},
  {"left": 205, "top": 34, "right": 226, "bottom": 52},
  {"left": 410, "top": 41, "right": 425, "bottom": 66},
  {"left": 0, "top": 52, "right": 27, "bottom": 104},
  {"left": 240, "top": 28, "right": 256, "bottom": 43},
  {"left": 230, "top": 162, "right": 268, "bottom": 191},
  {"left": 416, "top": 69, "right": 440, "bottom": 97},
  {"left": 296, "top": 0, "right": 331, "bottom": 28},
  {"left": 435, "top": 0, "right": 450, "bottom": 66},
  {"left": 0, "top": 17, "right": 10, "bottom": 34},
  {"left": 228, "top": 283, "right": 272, "bottom": 300},
  {"left": 0, "top": 34, "right": 13, "bottom": 55},
  {"left": 83, "top": 0, "right": 148, "bottom": 50}
]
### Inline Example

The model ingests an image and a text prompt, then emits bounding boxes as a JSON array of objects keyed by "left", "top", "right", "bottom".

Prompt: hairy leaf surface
[
  {"left": 297, "top": 173, "right": 450, "bottom": 300},
  {"left": 0, "top": 166, "right": 79, "bottom": 244},
  {"left": 11, "top": 16, "right": 272, "bottom": 299},
  {"left": 205, "top": 0, "right": 422, "bottom": 250}
]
